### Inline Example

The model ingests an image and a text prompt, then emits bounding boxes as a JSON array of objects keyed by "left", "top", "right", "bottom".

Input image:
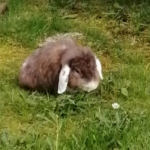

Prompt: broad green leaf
[{"left": 121, "top": 88, "right": 128, "bottom": 97}]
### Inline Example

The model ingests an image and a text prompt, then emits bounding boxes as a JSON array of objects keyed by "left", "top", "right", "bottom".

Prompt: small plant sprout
[{"left": 112, "top": 102, "right": 120, "bottom": 109}]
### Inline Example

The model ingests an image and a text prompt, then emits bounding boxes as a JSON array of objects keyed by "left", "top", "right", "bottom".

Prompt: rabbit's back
[{"left": 19, "top": 39, "right": 74, "bottom": 92}]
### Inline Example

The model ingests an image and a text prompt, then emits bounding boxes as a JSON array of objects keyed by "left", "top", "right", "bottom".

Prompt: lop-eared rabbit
[{"left": 18, "top": 38, "right": 103, "bottom": 94}]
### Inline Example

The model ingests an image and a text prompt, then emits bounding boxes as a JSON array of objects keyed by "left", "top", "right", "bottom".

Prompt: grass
[{"left": 0, "top": 0, "right": 150, "bottom": 149}]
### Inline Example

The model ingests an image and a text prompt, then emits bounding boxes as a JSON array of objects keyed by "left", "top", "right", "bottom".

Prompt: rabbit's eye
[
  {"left": 75, "top": 68, "right": 80, "bottom": 74},
  {"left": 76, "top": 70, "right": 80, "bottom": 74}
]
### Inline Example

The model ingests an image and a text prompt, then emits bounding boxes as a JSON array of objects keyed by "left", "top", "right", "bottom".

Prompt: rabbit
[{"left": 18, "top": 38, "right": 103, "bottom": 94}]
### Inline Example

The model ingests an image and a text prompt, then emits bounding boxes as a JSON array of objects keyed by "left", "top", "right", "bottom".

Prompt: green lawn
[{"left": 0, "top": 0, "right": 150, "bottom": 149}]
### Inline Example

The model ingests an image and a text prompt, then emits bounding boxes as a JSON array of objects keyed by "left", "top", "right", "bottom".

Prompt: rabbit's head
[{"left": 57, "top": 46, "right": 103, "bottom": 94}]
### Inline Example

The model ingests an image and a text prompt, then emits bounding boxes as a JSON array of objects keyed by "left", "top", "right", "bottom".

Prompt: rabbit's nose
[{"left": 87, "top": 88, "right": 93, "bottom": 92}]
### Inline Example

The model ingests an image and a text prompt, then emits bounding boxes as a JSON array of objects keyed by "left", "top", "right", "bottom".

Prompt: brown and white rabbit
[{"left": 18, "top": 38, "right": 103, "bottom": 94}]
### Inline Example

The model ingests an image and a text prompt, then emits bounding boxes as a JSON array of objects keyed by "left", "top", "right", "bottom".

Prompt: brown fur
[
  {"left": 18, "top": 39, "right": 99, "bottom": 93},
  {"left": 68, "top": 46, "right": 98, "bottom": 89}
]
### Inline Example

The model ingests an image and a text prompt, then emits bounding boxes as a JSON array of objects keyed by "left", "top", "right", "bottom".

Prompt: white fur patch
[
  {"left": 95, "top": 56, "right": 103, "bottom": 80},
  {"left": 81, "top": 80, "right": 99, "bottom": 92},
  {"left": 57, "top": 64, "right": 70, "bottom": 94},
  {"left": 22, "top": 62, "right": 27, "bottom": 68}
]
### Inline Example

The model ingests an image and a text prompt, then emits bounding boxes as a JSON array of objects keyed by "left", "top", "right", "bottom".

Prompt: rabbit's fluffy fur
[{"left": 18, "top": 38, "right": 103, "bottom": 94}]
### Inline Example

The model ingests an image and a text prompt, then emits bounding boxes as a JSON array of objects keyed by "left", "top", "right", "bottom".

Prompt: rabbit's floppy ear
[
  {"left": 95, "top": 56, "right": 103, "bottom": 80},
  {"left": 58, "top": 64, "right": 71, "bottom": 94}
]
